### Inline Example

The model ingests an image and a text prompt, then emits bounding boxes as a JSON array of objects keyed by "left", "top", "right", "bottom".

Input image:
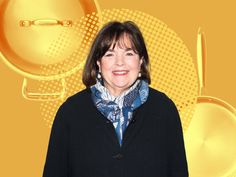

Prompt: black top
[{"left": 42, "top": 87, "right": 188, "bottom": 177}]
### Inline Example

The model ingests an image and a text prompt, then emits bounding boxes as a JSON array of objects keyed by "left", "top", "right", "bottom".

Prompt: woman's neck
[{"left": 106, "top": 87, "right": 127, "bottom": 97}]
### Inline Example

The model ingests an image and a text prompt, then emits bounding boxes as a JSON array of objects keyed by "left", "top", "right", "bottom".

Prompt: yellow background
[{"left": 0, "top": 0, "right": 235, "bottom": 176}]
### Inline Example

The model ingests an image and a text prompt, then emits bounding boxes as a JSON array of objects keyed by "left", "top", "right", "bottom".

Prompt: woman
[{"left": 43, "top": 21, "right": 189, "bottom": 177}]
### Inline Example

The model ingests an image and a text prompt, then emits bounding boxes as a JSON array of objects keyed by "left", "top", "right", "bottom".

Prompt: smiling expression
[{"left": 97, "top": 35, "right": 143, "bottom": 96}]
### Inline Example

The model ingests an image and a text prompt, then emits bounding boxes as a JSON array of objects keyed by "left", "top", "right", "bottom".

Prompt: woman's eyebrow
[
  {"left": 107, "top": 48, "right": 134, "bottom": 52},
  {"left": 125, "top": 48, "right": 133, "bottom": 51}
]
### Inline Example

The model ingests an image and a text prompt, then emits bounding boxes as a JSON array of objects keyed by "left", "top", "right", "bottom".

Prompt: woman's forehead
[{"left": 109, "top": 34, "right": 135, "bottom": 50}]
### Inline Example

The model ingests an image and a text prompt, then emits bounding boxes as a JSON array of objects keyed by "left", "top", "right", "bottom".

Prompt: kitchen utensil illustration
[
  {"left": 0, "top": 0, "right": 99, "bottom": 100},
  {"left": 184, "top": 28, "right": 236, "bottom": 177}
]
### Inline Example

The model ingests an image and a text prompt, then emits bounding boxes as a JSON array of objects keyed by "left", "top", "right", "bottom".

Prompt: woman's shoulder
[
  {"left": 147, "top": 87, "right": 176, "bottom": 109},
  {"left": 67, "top": 88, "right": 91, "bottom": 101},
  {"left": 142, "top": 87, "right": 180, "bottom": 121},
  {"left": 60, "top": 88, "right": 92, "bottom": 110},
  {"left": 148, "top": 87, "right": 170, "bottom": 102}
]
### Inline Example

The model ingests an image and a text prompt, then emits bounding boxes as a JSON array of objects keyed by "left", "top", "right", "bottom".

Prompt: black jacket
[{"left": 43, "top": 87, "right": 188, "bottom": 177}]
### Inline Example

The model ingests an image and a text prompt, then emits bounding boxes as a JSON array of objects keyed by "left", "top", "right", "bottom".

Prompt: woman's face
[{"left": 97, "top": 36, "right": 143, "bottom": 96}]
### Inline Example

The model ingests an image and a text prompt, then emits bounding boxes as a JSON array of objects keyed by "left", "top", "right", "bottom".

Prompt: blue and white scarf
[{"left": 90, "top": 79, "right": 149, "bottom": 146}]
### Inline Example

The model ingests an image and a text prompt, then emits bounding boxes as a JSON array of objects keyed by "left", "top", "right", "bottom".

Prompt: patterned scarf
[{"left": 90, "top": 79, "right": 149, "bottom": 146}]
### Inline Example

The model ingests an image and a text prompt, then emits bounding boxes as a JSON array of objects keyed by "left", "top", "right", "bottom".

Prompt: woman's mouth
[{"left": 112, "top": 70, "right": 129, "bottom": 76}]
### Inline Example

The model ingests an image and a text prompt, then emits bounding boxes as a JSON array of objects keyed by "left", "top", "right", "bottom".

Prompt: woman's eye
[
  {"left": 126, "top": 52, "right": 134, "bottom": 56},
  {"left": 104, "top": 53, "right": 113, "bottom": 57}
]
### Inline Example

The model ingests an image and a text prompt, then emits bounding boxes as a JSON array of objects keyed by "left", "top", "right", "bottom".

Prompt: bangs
[
  {"left": 111, "top": 33, "right": 137, "bottom": 51},
  {"left": 99, "top": 32, "right": 138, "bottom": 58}
]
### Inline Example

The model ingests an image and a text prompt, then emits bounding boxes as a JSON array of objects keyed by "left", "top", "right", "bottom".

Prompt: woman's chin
[{"left": 112, "top": 81, "right": 131, "bottom": 89}]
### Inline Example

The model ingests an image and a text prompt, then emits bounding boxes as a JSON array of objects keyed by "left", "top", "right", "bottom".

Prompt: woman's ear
[
  {"left": 140, "top": 57, "right": 143, "bottom": 67},
  {"left": 96, "top": 60, "right": 101, "bottom": 72}
]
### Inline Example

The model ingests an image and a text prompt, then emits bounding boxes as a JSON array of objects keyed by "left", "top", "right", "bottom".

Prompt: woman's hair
[{"left": 82, "top": 21, "right": 151, "bottom": 87}]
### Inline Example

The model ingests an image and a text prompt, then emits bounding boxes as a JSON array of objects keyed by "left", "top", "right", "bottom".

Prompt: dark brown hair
[{"left": 82, "top": 21, "right": 151, "bottom": 87}]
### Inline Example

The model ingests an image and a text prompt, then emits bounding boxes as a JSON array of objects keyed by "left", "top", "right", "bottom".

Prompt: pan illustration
[
  {"left": 184, "top": 28, "right": 236, "bottom": 177},
  {"left": 0, "top": 0, "right": 99, "bottom": 100}
]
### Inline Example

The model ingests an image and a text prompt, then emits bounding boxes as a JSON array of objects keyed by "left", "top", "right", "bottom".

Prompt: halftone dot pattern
[
  {"left": 40, "top": 12, "right": 99, "bottom": 77},
  {"left": 39, "top": 69, "right": 85, "bottom": 128},
  {"left": 39, "top": 9, "right": 198, "bottom": 131},
  {"left": 39, "top": 12, "right": 99, "bottom": 127}
]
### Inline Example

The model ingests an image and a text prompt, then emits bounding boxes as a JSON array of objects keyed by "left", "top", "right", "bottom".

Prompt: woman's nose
[{"left": 115, "top": 55, "right": 124, "bottom": 66}]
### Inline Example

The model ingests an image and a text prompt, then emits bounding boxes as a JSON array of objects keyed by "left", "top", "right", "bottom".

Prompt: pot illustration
[
  {"left": 0, "top": 0, "right": 100, "bottom": 100},
  {"left": 184, "top": 28, "right": 236, "bottom": 177}
]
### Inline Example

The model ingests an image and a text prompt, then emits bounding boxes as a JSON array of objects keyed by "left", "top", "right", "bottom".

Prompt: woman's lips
[{"left": 112, "top": 70, "right": 129, "bottom": 76}]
